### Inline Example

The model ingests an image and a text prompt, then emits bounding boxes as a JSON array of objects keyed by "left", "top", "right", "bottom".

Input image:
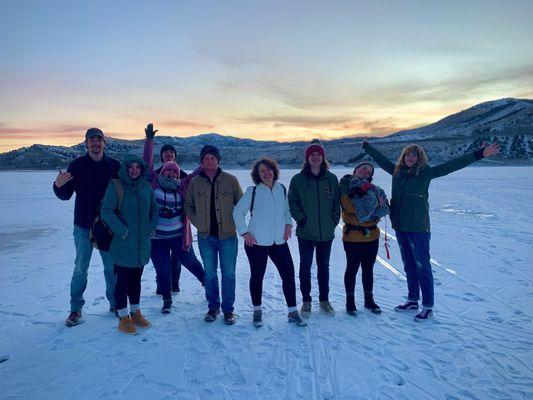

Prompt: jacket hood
[{"left": 119, "top": 155, "right": 150, "bottom": 184}]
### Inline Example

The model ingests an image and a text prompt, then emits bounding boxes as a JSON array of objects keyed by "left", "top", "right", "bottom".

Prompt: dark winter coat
[
  {"left": 101, "top": 155, "right": 159, "bottom": 268},
  {"left": 288, "top": 170, "right": 340, "bottom": 241},
  {"left": 53, "top": 153, "right": 120, "bottom": 229},
  {"left": 363, "top": 142, "right": 483, "bottom": 232}
]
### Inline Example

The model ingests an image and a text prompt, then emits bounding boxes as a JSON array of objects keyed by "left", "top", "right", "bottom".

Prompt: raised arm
[
  {"left": 362, "top": 141, "right": 395, "bottom": 175},
  {"left": 143, "top": 123, "right": 158, "bottom": 182},
  {"left": 53, "top": 162, "right": 76, "bottom": 200}
]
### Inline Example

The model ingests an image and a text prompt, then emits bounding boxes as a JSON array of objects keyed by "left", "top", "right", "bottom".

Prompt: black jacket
[{"left": 53, "top": 153, "right": 120, "bottom": 229}]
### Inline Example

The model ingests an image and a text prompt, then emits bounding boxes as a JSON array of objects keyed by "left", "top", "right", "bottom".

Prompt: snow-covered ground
[{"left": 1, "top": 167, "right": 532, "bottom": 400}]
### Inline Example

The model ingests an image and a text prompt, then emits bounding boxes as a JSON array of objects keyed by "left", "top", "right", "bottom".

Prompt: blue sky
[{"left": 1, "top": 0, "right": 532, "bottom": 150}]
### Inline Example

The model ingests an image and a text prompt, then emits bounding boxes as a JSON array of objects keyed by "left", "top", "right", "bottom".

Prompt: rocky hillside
[{"left": 1, "top": 98, "right": 532, "bottom": 170}]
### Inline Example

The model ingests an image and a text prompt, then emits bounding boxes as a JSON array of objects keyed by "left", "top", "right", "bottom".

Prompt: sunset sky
[{"left": 1, "top": 0, "right": 532, "bottom": 152}]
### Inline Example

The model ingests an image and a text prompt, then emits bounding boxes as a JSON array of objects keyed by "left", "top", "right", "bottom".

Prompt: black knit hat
[
  {"left": 160, "top": 144, "right": 177, "bottom": 163},
  {"left": 353, "top": 162, "right": 375, "bottom": 182},
  {"left": 200, "top": 145, "right": 221, "bottom": 162}
]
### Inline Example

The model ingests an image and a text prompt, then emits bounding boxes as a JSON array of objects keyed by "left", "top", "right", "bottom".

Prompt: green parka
[
  {"left": 101, "top": 155, "right": 159, "bottom": 268},
  {"left": 363, "top": 142, "right": 483, "bottom": 232},
  {"left": 288, "top": 169, "right": 340, "bottom": 241}
]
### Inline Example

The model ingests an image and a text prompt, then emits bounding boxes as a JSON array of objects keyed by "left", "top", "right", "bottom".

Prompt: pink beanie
[{"left": 161, "top": 161, "right": 181, "bottom": 176}]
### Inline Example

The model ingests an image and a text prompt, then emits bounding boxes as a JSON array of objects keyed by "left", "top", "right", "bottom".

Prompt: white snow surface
[{"left": 1, "top": 167, "right": 532, "bottom": 400}]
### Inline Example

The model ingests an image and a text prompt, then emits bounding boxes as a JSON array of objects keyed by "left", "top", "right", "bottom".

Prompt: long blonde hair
[{"left": 394, "top": 144, "right": 428, "bottom": 176}]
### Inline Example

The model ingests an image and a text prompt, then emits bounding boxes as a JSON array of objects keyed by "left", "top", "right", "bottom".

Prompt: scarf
[{"left": 158, "top": 175, "right": 181, "bottom": 191}]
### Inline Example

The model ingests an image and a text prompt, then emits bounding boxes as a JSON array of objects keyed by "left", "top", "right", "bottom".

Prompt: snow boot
[
  {"left": 161, "top": 299, "right": 172, "bottom": 314},
  {"left": 131, "top": 310, "right": 151, "bottom": 328},
  {"left": 288, "top": 311, "right": 307, "bottom": 327},
  {"left": 414, "top": 307, "right": 433, "bottom": 322},
  {"left": 319, "top": 301, "right": 335, "bottom": 316},
  {"left": 394, "top": 300, "right": 419, "bottom": 312},
  {"left": 204, "top": 309, "right": 220, "bottom": 322},
  {"left": 300, "top": 301, "right": 312, "bottom": 318},
  {"left": 118, "top": 315, "right": 137, "bottom": 334},
  {"left": 346, "top": 294, "right": 357, "bottom": 316},
  {"left": 65, "top": 311, "right": 81, "bottom": 327},
  {"left": 224, "top": 312, "right": 236, "bottom": 325},
  {"left": 253, "top": 310, "right": 263, "bottom": 327},
  {"left": 364, "top": 293, "right": 382, "bottom": 314}
]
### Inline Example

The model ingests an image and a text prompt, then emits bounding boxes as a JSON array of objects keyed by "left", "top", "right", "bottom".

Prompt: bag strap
[
  {"left": 249, "top": 186, "right": 257, "bottom": 218},
  {"left": 111, "top": 179, "right": 124, "bottom": 211}
]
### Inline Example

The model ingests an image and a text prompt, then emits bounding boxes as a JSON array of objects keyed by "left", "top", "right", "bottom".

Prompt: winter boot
[
  {"left": 131, "top": 310, "right": 151, "bottom": 328},
  {"left": 319, "top": 301, "right": 336, "bottom": 316},
  {"left": 65, "top": 311, "right": 82, "bottom": 327},
  {"left": 161, "top": 299, "right": 172, "bottom": 314},
  {"left": 364, "top": 293, "right": 382, "bottom": 314},
  {"left": 253, "top": 310, "right": 263, "bottom": 327},
  {"left": 288, "top": 311, "right": 307, "bottom": 327},
  {"left": 346, "top": 293, "right": 357, "bottom": 316},
  {"left": 204, "top": 309, "right": 220, "bottom": 322},
  {"left": 118, "top": 315, "right": 137, "bottom": 334},
  {"left": 394, "top": 300, "right": 419, "bottom": 312},
  {"left": 300, "top": 301, "right": 312, "bottom": 318},
  {"left": 224, "top": 312, "right": 236, "bottom": 325},
  {"left": 414, "top": 307, "right": 433, "bottom": 322}
]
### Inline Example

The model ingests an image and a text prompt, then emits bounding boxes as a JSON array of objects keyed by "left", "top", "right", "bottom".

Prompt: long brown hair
[{"left": 394, "top": 144, "right": 428, "bottom": 176}]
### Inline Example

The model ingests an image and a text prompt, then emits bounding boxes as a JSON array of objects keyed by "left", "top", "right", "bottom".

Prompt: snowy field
[{"left": 1, "top": 166, "right": 532, "bottom": 400}]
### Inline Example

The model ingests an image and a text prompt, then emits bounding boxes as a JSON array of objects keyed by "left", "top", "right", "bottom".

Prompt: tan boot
[
  {"left": 118, "top": 316, "right": 137, "bottom": 334},
  {"left": 131, "top": 310, "right": 151, "bottom": 328}
]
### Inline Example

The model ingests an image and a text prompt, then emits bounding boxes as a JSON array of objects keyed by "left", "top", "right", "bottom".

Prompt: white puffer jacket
[{"left": 233, "top": 182, "right": 292, "bottom": 246}]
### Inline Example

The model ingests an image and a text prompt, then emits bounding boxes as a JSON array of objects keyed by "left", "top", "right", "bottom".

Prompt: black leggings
[
  {"left": 343, "top": 240, "right": 379, "bottom": 296},
  {"left": 244, "top": 242, "right": 297, "bottom": 308},
  {"left": 114, "top": 265, "right": 144, "bottom": 310}
]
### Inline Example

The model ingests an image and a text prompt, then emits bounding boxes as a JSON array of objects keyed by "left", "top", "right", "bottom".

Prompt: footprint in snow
[{"left": 487, "top": 311, "right": 504, "bottom": 324}]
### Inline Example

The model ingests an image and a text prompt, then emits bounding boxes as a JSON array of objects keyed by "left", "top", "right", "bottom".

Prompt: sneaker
[
  {"left": 364, "top": 299, "right": 382, "bottom": 314},
  {"left": 65, "top": 311, "right": 81, "bottom": 327},
  {"left": 204, "top": 309, "right": 220, "bottom": 322},
  {"left": 131, "top": 310, "right": 151, "bottom": 328},
  {"left": 300, "top": 301, "right": 312, "bottom": 318},
  {"left": 253, "top": 310, "right": 263, "bottom": 327},
  {"left": 288, "top": 311, "right": 307, "bottom": 326},
  {"left": 118, "top": 315, "right": 137, "bottom": 334},
  {"left": 224, "top": 312, "right": 236, "bottom": 325},
  {"left": 161, "top": 299, "right": 172, "bottom": 314},
  {"left": 319, "top": 301, "right": 335, "bottom": 316},
  {"left": 414, "top": 307, "right": 433, "bottom": 322},
  {"left": 394, "top": 300, "right": 419, "bottom": 312}
]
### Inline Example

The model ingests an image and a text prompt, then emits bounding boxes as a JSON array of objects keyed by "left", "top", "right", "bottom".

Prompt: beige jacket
[{"left": 184, "top": 169, "right": 243, "bottom": 239}]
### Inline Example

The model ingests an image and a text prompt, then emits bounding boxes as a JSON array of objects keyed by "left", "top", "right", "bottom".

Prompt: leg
[
  {"left": 360, "top": 239, "right": 379, "bottom": 300},
  {"left": 315, "top": 240, "right": 333, "bottom": 302},
  {"left": 128, "top": 266, "right": 144, "bottom": 310},
  {"left": 170, "top": 248, "right": 182, "bottom": 291},
  {"left": 150, "top": 239, "right": 173, "bottom": 300},
  {"left": 268, "top": 243, "right": 297, "bottom": 308},
  {"left": 409, "top": 232, "right": 434, "bottom": 308},
  {"left": 343, "top": 241, "right": 362, "bottom": 296},
  {"left": 396, "top": 231, "right": 420, "bottom": 302},
  {"left": 70, "top": 225, "right": 94, "bottom": 312},
  {"left": 297, "top": 237, "right": 315, "bottom": 303},
  {"left": 219, "top": 236, "right": 238, "bottom": 314},
  {"left": 197, "top": 235, "right": 220, "bottom": 311},
  {"left": 114, "top": 265, "right": 132, "bottom": 317},
  {"left": 245, "top": 244, "right": 269, "bottom": 307},
  {"left": 98, "top": 249, "right": 116, "bottom": 309},
  {"left": 175, "top": 238, "right": 205, "bottom": 286}
]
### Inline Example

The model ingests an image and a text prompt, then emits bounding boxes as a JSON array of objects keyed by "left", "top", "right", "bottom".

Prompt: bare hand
[
  {"left": 55, "top": 170, "right": 73, "bottom": 188},
  {"left": 243, "top": 232, "right": 257, "bottom": 247},
  {"left": 480, "top": 141, "right": 501, "bottom": 158},
  {"left": 145, "top": 123, "right": 158, "bottom": 139},
  {"left": 283, "top": 224, "right": 292, "bottom": 241}
]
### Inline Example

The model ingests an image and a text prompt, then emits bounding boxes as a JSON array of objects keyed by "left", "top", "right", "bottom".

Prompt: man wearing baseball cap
[{"left": 53, "top": 128, "right": 120, "bottom": 327}]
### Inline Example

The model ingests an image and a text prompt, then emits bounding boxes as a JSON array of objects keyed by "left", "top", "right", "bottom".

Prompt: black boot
[
  {"left": 364, "top": 292, "right": 382, "bottom": 314},
  {"left": 346, "top": 293, "right": 357, "bottom": 316},
  {"left": 161, "top": 298, "right": 172, "bottom": 314}
]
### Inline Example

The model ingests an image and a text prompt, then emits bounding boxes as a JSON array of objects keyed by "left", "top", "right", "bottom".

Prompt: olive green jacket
[
  {"left": 101, "top": 155, "right": 159, "bottom": 267},
  {"left": 288, "top": 170, "right": 340, "bottom": 241},
  {"left": 363, "top": 142, "right": 482, "bottom": 232}
]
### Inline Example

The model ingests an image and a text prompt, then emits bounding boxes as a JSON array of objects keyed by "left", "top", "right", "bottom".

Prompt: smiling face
[
  {"left": 201, "top": 153, "right": 219, "bottom": 173},
  {"left": 162, "top": 149, "right": 176, "bottom": 163},
  {"left": 308, "top": 151, "right": 324, "bottom": 169},
  {"left": 258, "top": 163, "right": 274, "bottom": 185},
  {"left": 128, "top": 162, "right": 141, "bottom": 179},
  {"left": 404, "top": 151, "right": 419, "bottom": 168},
  {"left": 85, "top": 136, "right": 105, "bottom": 157},
  {"left": 163, "top": 168, "right": 178, "bottom": 179},
  {"left": 354, "top": 164, "right": 374, "bottom": 180}
]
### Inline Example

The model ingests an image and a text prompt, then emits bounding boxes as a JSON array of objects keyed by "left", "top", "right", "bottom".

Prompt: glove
[
  {"left": 360, "top": 182, "right": 375, "bottom": 192},
  {"left": 145, "top": 123, "right": 158, "bottom": 139}
]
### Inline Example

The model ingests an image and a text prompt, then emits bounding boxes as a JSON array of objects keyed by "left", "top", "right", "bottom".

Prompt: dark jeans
[
  {"left": 244, "top": 242, "right": 297, "bottom": 308},
  {"left": 156, "top": 255, "right": 181, "bottom": 292},
  {"left": 114, "top": 265, "right": 144, "bottom": 310},
  {"left": 151, "top": 237, "right": 205, "bottom": 300},
  {"left": 343, "top": 240, "right": 379, "bottom": 297},
  {"left": 297, "top": 237, "right": 333, "bottom": 302},
  {"left": 396, "top": 231, "right": 434, "bottom": 308}
]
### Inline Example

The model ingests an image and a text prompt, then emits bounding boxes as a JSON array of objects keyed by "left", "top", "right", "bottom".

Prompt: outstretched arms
[{"left": 362, "top": 139, "right": 395, "bottom": 175}]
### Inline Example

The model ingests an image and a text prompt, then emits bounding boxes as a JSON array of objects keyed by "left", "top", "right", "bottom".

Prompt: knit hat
[
  {"left": 160, "top": 144, "right": 177, "bottom": 163},
  {"left": 353, "top": 162, "right": 374, "bottom": 177},
  {"left": 200, "top": 144, "right": 221, "bottom": 162},
  {"left": 85, "top": 127, "right": 105, "bottom": 141},
  {"left": 160, "top": 161, "right": 181, "bottom": 176},
  {"left": 304, "top": 139, "right": 325, "bottom": 161}
]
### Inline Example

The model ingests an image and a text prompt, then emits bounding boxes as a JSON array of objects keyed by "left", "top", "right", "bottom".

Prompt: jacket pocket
[{"left": 401, "top": 193, "right": 426, "bottom": 223}]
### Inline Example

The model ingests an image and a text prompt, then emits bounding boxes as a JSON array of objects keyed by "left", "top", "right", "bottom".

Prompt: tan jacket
[
  {"left": 341, "top": 195, "right": 380, "bottom": 243},
  {"left": 184, "top": 169, "right": 243, "bottom": 239}
]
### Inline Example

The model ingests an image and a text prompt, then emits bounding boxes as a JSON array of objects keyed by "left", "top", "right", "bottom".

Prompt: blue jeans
[
  {"left": 71, "top": 225, "right": 116, "bottom": 312},
  {"left": 151, "top": 237, "right": 205, "bottom": 300},
  {"left": 197, "top": 235, "right": 237, "bottom": 313},
  {"left": 396, "top": 231, "right": 434, "bottom": 308}
]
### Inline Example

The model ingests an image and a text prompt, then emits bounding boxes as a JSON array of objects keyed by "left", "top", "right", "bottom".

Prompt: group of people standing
[{"left": 53, "top": 125, "right": 500, "bottom": 334}]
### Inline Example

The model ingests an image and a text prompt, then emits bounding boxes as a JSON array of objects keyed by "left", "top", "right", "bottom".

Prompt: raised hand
[
  {"left": 480, "top": 141, "right": 501, "bottom": 158},
  {"left": 283, "top": 224, "right": 292, "bottom": 241},
  {"left": 145, "top": 123, "right": 158, "bottom": 139},
  {"left": 55, "top": 170, "right": 73, "bottom": 188},
  {"left": 243, "top": 232, "right": 257, "bottom": 247}
]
